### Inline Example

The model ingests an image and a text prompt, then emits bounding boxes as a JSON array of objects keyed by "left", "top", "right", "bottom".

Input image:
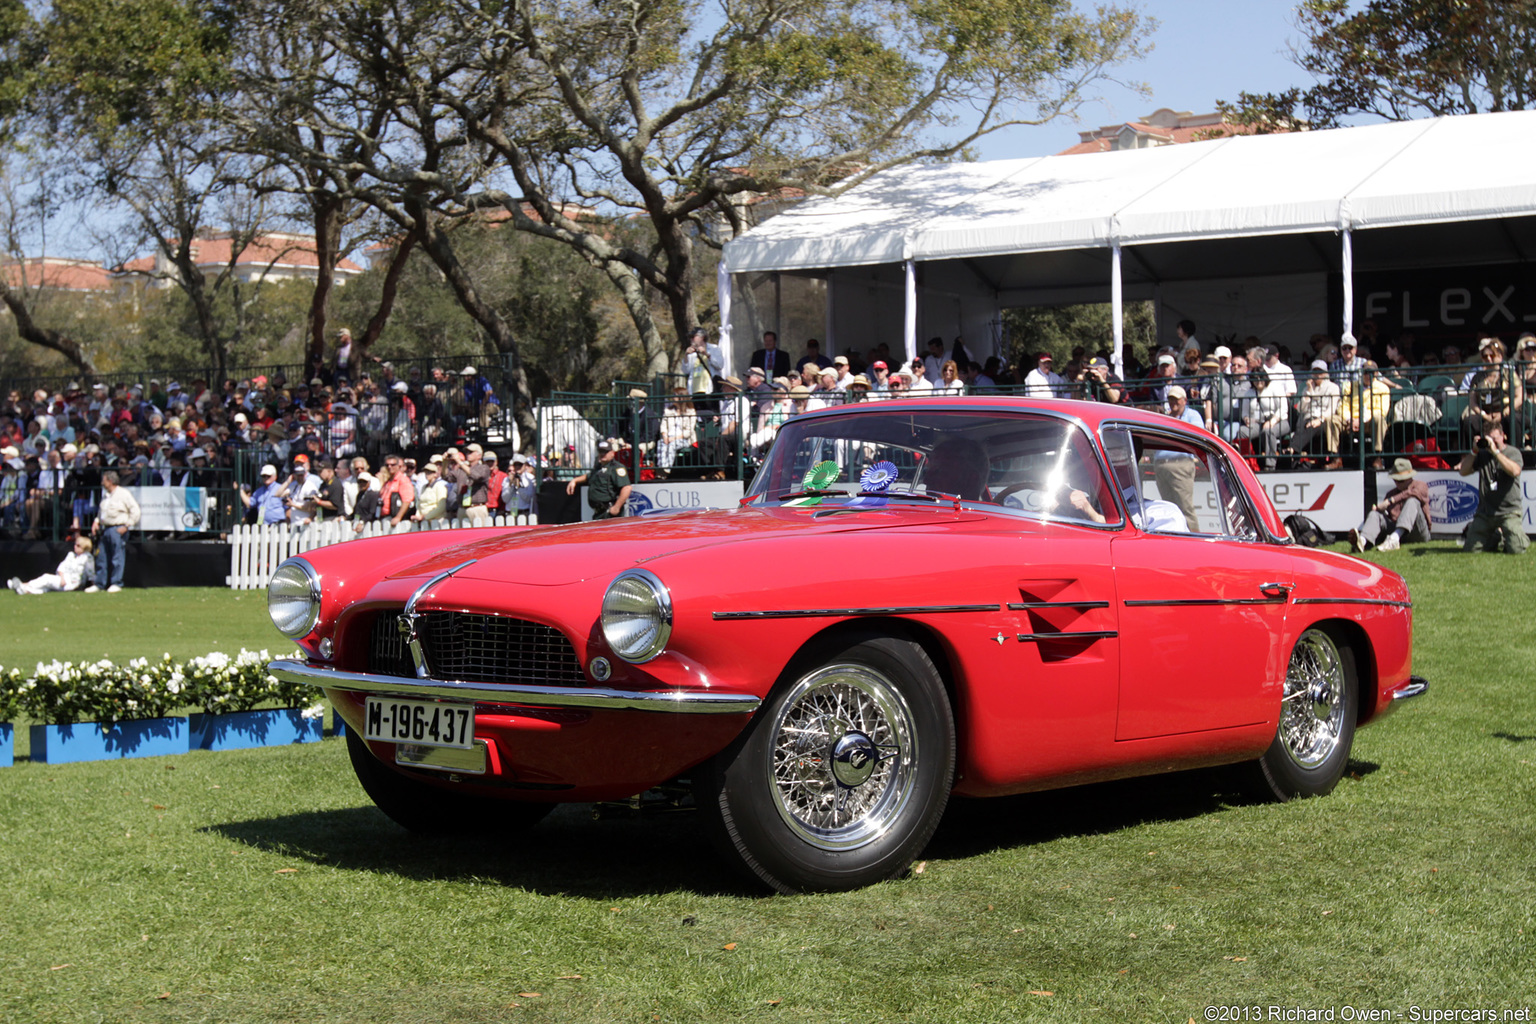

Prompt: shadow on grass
[
  {"left": 1491, "top": 731, "right": 1536, "bottom": 743},
  {"left": 205, "top": 760, "right": 1385, "bottom": 896},
  {"left": 204, "top": 803, "right": 753, "bottom": 898},
  {"left": 928, "top": 758, "right": 1381, "bottom": 861}
]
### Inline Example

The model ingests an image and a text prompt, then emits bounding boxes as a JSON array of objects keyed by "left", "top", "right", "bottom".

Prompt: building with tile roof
[
  {"left": 1057, "top": 108, "right": 1262, "bottom": 156},
  {"left": 115, "top": 231, "right": 366, "bottom": 287}
]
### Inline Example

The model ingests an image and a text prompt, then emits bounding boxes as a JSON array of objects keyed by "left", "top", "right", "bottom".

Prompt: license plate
[{"left": 365, "top": 698, "right": 475, "bottom": 750}]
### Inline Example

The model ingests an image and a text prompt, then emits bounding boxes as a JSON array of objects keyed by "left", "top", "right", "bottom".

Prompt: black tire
[
  {"left": 695, "top": 632, "right": 955, "bottom": 894},
  {"left": 1255, "top": 626, "right": 1358, "bottom": 800},
  {"left": 345, "top": 730, "right": 553, "bottom": 836}
]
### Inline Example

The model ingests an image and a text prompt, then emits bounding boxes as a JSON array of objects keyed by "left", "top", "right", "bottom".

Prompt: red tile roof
[{"left": 1, "top": 258, "right": 113, "bottom": 292}]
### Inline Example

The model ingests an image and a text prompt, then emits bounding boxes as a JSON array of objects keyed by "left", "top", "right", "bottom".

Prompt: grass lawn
[{"left": 1, "top": 543, "right": 1534, "bottom": 1023}]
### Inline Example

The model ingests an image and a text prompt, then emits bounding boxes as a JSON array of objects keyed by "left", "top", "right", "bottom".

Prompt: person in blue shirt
[{"left": 239, "top": 464, "right": 290, "bottom": 525}]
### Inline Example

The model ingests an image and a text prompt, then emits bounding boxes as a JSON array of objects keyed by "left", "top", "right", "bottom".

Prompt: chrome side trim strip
[
  {"left": 1123, "top": 598, "right": 1285, "bottom": 607},
  {"left": 1292, "top": 597, "right": 1413, "bottom": 609},
  {"left": 1008, "top": 600, "right": 1110, "bottom": 610},
  {"left": 1392, "top": 676, "right": 1429, "bottom": 701},
  {"left": 1016, "top": 630, "right": 1118, "bottom": 643},
  {"left": 269, "top": 659, "right": 761, "bottom": 714},
  {"left": 712, "top": 604, "right": 1000, "bottom": 620}
]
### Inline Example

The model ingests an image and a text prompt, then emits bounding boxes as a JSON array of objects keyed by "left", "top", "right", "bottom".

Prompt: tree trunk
[
  {"left": 0, "top": 283, "right": 96, "bottom": 375},
  {"left": 411, "top": 207, "right": 538, "bottom": 451},
  {"left": 308, "top": 198, "right": 343, "bottom": 367}
]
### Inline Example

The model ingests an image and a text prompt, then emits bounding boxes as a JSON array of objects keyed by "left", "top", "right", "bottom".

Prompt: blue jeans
[{"left": 95, "top": 526, "right": 127, "bottom": 587}]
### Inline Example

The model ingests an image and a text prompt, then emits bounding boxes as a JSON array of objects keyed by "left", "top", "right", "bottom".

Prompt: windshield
[{"left": 744, "top": 408, "right": 1121, "bottom": 525}]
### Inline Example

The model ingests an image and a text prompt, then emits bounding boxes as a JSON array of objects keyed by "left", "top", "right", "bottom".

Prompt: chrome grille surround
[{"left": 369, "top": 610, "right": 585, "bottom": 686}]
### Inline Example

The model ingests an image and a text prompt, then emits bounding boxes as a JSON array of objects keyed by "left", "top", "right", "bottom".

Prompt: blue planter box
[
  {"left": 188, "top": 708, "right": 321, "bottom": 751},
  {"left": 0, "top": 723, "right": 12, "bottom": 768},
  {"left": 30, "top": 717, "right": 188, "bottom": 764}
]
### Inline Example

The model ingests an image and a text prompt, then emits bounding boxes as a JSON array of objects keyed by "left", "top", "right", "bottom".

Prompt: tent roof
[{"left": 723, "top": 111, "right": 1536, "bottom": 275}]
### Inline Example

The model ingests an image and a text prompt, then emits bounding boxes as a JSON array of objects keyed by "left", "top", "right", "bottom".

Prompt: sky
[{"left": 977, "top": 0, "right": 1310, "bottom": 160}]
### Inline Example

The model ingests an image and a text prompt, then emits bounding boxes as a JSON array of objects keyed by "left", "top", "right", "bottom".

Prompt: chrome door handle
[{"left": 1260, "top": 581, "right": 1291, "bottom": 600}]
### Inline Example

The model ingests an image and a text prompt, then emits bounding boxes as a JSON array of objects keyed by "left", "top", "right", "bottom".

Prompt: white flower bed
[{"left": 0, "top": 650, "right": 317, "bottom": 725}]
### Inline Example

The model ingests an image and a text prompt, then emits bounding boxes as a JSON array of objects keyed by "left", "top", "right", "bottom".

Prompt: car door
[{"left": 1102, "top": 425, "right": 1295, "bottom": 742}]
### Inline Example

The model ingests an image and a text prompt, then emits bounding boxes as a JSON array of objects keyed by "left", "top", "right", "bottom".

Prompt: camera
[{"left": 1475, "top": 435, "right": 1491, "bottom": 451}]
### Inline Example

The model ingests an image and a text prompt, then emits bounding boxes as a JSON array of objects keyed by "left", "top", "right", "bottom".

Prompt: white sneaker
[
  {"left": 1348, "top": 528, "right": 1365, "bottom": 553},
  {"left": 83, "top": 585, "right": 101, "bottom": 593},
  {"left": 1377, "top": 532, "right": 1400, "bottom": 551},
  {"left": 106, "top": 584, "right": 122, "bottom": 593}
]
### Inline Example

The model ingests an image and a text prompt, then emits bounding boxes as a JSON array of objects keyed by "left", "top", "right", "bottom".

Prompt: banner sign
[
  {"left": 579, "top": 480, "right": 746, "bottom": 521},
  {"left": 1347, "top": 261, "right": 1536, "bottom": 349},
  {"left": 1148, "top": 472, "right": 1365, "bottom": 535},
  {"left": 1373, "top": 470, "right": 1536, "bottom": 536},
  {"left": 127, "top": 486, "right": 209, "bottom": 533}
]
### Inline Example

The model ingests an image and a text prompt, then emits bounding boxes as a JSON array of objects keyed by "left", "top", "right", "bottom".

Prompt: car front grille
[{"left": 368, "top": 610, "right": 586, "bottom": 687}]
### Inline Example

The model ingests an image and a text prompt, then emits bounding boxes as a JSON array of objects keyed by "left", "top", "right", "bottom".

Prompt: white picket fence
[{"left": 227, "top": 516, "right": 534, "bottom": 590}]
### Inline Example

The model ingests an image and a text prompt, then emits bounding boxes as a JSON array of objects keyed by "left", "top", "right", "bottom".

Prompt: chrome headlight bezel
[
  {"left": 600, "top": 569, "right": 673, "bottom": 664},
  {"left": 268, "top": 558, "right": 322, "bottom": 639}
]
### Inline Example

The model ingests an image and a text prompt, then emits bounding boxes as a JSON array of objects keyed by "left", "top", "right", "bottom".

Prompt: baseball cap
[
  {"left": 1213, "top": 345, "right": 1232, "bottom": 359},
  {"left": 391, "top": 381, "right": 408, "bottom": 392},
  {"left": 596, "top": 440, "right": 612, "bottom": 452},
  {"left": 260, "top": 464, "right": 277, "bottom": 477},
  {"left": 833, "top": 355, "right": 849, "bottom": 366},
  {"left": 1310, "top": 359, "right": 1329, "bottom": 371},
  {"left": 461, "top": 365, "right": 477, "bottom": 376},
  {"left": 872, "top": 360, "right": 888, "bottom": 370},
  {"left": 293, "top": 454, "right": 309, "bottom": 466},
  {"left": 483, "top": 450, "right": 497, "bottom": 462},
  {"left": 1087, "top": 357, "right": 1109, "bottom": 369},
  {"left": 466, "top": 442, "right": 483, "bottom": 454},
  {"left": 1157, "top": 354, "right": 1176, "bottom": 366},
  {"left": 1166, "top": 385, "right": 1188, "bottom": 400}
]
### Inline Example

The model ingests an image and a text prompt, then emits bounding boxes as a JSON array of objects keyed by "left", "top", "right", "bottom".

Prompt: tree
[
  {"left": 1220, "top": 0, "right": 1536, "bottom": 131},
  {"left": 225, "top": 0, "right": 1152, "bottom": 447}
]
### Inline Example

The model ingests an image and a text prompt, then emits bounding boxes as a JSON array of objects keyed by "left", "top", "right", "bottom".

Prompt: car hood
[{"left": 384, "top": 504, "right": 986, "bottom": 586}]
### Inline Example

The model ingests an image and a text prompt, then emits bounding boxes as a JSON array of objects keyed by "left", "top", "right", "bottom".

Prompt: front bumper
[
  {"left": 267, "top": 658, "right": 762, "bottom": 714},
  {"left": 1390, "top": 675, "right": 1429, "bottom": 702}
]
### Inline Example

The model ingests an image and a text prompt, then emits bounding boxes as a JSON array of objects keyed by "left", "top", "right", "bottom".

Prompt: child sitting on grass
[{"left": 8, "top": 535, "right": 93, "bottom": 595}]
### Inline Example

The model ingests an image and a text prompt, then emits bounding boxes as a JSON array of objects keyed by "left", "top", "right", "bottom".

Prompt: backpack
[{"left": 1284, "top": 513, "right": 1331, "bottom": 548}]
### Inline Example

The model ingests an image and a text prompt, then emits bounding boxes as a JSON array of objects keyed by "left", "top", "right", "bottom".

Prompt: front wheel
[
  {"left": 346, "top": 730, "right": 553, "bottom": 836},
  {"left": 695, "top": 633, "right": 955, "bottom": 893},
  {"left": 1255, "top": 626, "right": 1358, "bottom": 800}
]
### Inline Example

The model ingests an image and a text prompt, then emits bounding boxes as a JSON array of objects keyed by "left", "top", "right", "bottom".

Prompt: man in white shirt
[
  {"left": 1023, "top": 352, "right": 1066, "bottom": 398},
  {"left": 1262, "top": 345, "right": 1296, "bottom": 398},
  {"left": 85, "top": 470, "right": 140, "bottom": 592}
]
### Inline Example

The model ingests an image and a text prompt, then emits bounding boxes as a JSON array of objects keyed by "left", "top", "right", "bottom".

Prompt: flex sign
[{"left": 1351, "top": 263, "right": 1536, "bottom": 341}]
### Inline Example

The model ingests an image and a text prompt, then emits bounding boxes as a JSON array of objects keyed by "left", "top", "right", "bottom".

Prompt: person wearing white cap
[
  {"left": 1292, "top": 360, "right": 1342, "bottom": 464},
  {"left": 239, "top": 464, "right": 290, "bottom": 526},
  {"left": 1350, "top": 459, "right": 1432, "bottom": 553},
  {"left": 1153, "top": 385, "right": 1205, "bottom": 532}
]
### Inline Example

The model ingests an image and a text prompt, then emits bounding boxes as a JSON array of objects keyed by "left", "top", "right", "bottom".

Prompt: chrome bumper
[
  {"left": 1391, "top": 675, "right": 1429, "bottom": 701},
  {"left": 268, "top": 659, "right": 762, "bottom": 715}
]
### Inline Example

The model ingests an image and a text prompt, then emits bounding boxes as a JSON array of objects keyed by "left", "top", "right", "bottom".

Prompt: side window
[{"left": 1102, "top": 426, "right": 1254, "bottom": 537}]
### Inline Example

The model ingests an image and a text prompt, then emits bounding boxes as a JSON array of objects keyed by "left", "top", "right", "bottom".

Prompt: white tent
[{"left": 720, "top": 110, "right": 1536, "bottom": 371}]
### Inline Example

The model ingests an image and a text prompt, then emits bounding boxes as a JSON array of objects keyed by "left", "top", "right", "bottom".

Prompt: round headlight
[
  {"left": 601, "top": 569, "right": 672, "bottom": 663},
  {"left": 268, "top": 558, "right": 321, "bottom": 639}
]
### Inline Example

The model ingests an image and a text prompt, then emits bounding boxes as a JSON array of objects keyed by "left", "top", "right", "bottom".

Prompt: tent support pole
[
  {"left": 1111, "top": 242, "right": 1124, "bottom": 378},
  {"left": 717, "top": 263, "right": 734, "bottom": 375},
  {"left": 1340, "top": 228, "right": 1354, "bottom": 343},
  {"left": 904, "top": 260, "right": 918, "bottom": 365}
]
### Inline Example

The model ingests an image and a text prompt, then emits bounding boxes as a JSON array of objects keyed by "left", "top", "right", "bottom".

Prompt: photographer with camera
[{"left": 1457, "top": 424, "right": 1528, "bottom": 554}]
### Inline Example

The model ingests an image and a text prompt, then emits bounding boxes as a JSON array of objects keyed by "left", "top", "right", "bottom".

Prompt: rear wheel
[
  {"left": 1256, "top": 626, "right": 1358, "bottom": 800},
  {"left": 346, "top": 730, "right": 553, "bottom": 836},
  {"left": 695, "top": 633, "right": 955, "bottom": 893}
]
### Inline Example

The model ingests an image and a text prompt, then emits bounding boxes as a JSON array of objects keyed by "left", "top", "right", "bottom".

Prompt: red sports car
[{"left": 268, "top": 398, "right": 1426, "bottom": 893}]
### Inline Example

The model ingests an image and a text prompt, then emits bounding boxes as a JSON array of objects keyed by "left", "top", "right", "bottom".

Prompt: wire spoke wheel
[
  {"left": 1279, "top": 629, "right": 1347, "bottom": 768},
  {"left": 695, "top": 632, "right": 954, "bottom": 893},
  {"left": 768, "top": 665, "right": 917, "bottom": 851},
  {"left": 1256, "top": 625, "right": 1357, "bottom": 801}
]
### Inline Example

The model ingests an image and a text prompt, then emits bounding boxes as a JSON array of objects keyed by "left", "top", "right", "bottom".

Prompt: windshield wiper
[
  {"left": 873, "top": 489, "right": 965, "bottom": 508},
  {"left": 777, "top": 488, "right": 848, "bottom": 501}
]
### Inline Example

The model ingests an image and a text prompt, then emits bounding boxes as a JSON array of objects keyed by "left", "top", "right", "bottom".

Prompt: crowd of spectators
[
  {"left": 621, "top": 325, "right": 1536, "bottom": 478},
  {"left": 0, "top": 354, "right": 511, "bottom": 540}
]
